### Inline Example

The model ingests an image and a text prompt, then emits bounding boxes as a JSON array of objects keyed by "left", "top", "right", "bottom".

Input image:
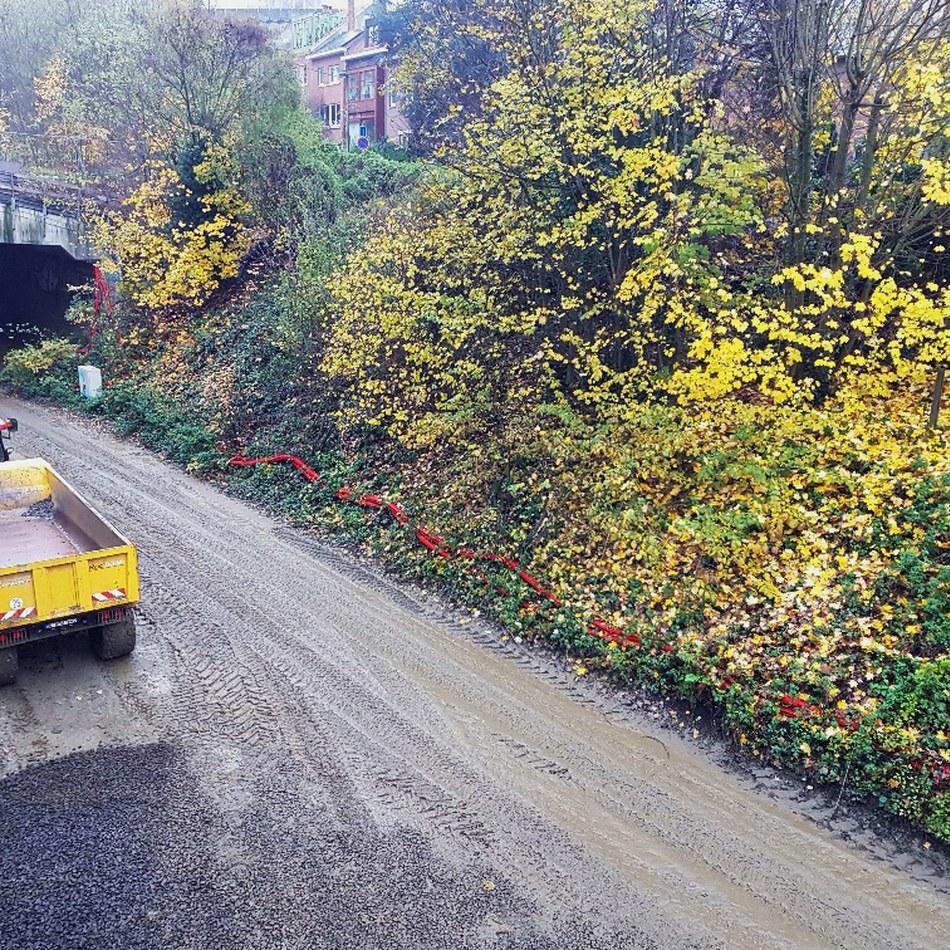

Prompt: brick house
[{"left": 298, "top": 2, "right": 409, "bottom": 149}]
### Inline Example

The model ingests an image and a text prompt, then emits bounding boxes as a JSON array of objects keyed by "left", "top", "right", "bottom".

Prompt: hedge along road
[{"left": 0, "top": 398, "right": 948, "bottom": 950}]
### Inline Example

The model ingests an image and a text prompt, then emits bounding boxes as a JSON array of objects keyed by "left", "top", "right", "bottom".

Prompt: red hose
[{"left": 228, "top": 453, "right": 637, "bottom": 649}]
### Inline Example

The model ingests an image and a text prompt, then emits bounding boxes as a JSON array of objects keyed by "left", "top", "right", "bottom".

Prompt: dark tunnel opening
[{"left": 0, "top": 244, "right": 93, "bottom": 358}]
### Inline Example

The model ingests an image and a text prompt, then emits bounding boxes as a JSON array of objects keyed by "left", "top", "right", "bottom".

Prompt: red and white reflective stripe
[
  {"left": 92, "top": 589, "right": 127, "bottom": 603},
  {"left": 1, "top": 606, "right": 36, "bottom": 622}
]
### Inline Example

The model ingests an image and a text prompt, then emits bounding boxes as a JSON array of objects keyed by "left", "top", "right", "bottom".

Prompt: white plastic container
[{"left": 78, "top": 365, "right": 103, "bottom": 398}]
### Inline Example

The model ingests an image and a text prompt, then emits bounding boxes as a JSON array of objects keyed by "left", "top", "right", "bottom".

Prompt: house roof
[
  {"left": 342, "top": 45, "right": 388, "bottom": 62},
  {"left": 303, "top": 2, "right": 385, "bottom": 58},
  {"left": 305, "top": 29, "right": 357, "bottom": 58}
]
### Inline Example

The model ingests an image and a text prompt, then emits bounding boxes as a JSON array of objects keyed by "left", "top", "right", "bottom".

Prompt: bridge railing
[
  {"left": 1, "top": 170, "right": 92, "bottom": 208},
  {"left": 0, "top": 168, "right": 120, "bottom": 215}
]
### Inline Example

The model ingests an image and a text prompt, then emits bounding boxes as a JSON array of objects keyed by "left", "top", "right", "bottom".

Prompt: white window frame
[{"left": 361, "top": 70, "right": 375, "bottom": 100}]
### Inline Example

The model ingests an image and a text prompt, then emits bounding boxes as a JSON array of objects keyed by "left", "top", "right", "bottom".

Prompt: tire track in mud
[
  {"left": 141, "top": 538, "right": 509, "bottom": 856},
  {"left": 3, "top": 399, "right": 950, "bottom": 949},
  {"left": 139, "top": 522, "right": 701, "bottom": 882},
  {"left": 119, "top": 497, "right": 509, "bottom": 857},
  {"left": 216, "top": 539, "right": 849, "bottom": 946}
]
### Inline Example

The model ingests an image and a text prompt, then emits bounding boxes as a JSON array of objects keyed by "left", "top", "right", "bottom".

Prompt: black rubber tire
[
  {"left": 0, "top": 647, "right": 18, "bottom": 687},
  {"left": 90, "top": 617, "right": 136, "bottom": 660}
]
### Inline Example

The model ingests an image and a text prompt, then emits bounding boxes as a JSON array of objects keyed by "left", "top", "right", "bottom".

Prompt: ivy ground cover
[
  {"left": 299, "top": 382, "right": 950, "bottom": 842},
  {"left": 4, "top": 339, "right": 948, "bottom": 842}
]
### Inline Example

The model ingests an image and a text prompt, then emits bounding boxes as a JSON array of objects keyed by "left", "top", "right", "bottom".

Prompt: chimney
[{"left": 347, "top": 0, "right": 355, "bottom": 31}]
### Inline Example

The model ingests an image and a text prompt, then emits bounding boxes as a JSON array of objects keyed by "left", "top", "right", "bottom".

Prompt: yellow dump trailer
[{"left": 0, "top": 457, "right": 139, "bottom": 685}]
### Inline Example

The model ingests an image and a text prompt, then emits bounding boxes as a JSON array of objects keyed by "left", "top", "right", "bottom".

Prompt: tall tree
[
  {"left": 0, "top": 0, "right": 83, "bottom": 164},
  {"left": 379, "top": 0, "right": 512, "bottom": 155},
  {"left": 138, "top": 1, "right": 296, "bottom": 148},
  {"left": 322, "top": 0, "right": 765, "bottom": 446}
]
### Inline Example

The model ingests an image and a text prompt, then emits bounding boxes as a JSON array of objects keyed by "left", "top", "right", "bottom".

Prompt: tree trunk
[{"left": 929, "top": 366, "right": 946, "bottom": 430}]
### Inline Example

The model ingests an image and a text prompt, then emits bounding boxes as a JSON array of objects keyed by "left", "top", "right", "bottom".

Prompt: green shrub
[
  {"left": 0, "top": 339, "right": 85, "bottom": 406},
  {"left": 88, "top": 380, "right": 218, "bottom": 471},
  {"left": 1, "top": 338, "right": 79, "bottom": 385}
]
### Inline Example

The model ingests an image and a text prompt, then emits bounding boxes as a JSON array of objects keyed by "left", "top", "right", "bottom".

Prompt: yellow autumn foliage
[
  {"left": 323, "top": 2, "right": 950, "bottom": 447},
  {"left": 97, "top": 146, "right": 250, "bottom": 310}
]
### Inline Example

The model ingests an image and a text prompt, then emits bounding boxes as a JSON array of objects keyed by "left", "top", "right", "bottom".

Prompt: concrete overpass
[
  {"left": 0, "top": 165, "right": 97, "bottom": 347},
  {"left": 0, "top": 167, "right": 97, "bottom": 262}
]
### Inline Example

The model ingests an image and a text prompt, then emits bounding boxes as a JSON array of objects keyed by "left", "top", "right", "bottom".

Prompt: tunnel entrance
[{"left": 0, "top": 244, "right": 93, "bottom": 358}]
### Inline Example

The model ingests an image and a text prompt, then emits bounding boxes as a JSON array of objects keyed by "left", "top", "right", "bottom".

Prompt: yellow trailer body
[{"left": 0, "top": 458, "right": 139, "bottom": 684}]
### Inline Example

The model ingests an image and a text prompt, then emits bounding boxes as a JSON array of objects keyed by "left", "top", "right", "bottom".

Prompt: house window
[
  {"left": 346, "top": 76, "right": 359, "bottom": 101},
  {"left": 297, "top": 63, "right": 308, "bottom": 86},
  {"left": 361, "top": 70, "right": 375, "bottom": 100},
  {"left": 320, "top": 103, "right": 341, "bottom": 128},
  {"left": 328, "top": 65, "right": 340, "bottom": 84},
  {"left": 387, "top": 87, "right": 399, "bottom": 108},
  {"left": 316, "top": 67, "right": 325, "bottom": 85}
]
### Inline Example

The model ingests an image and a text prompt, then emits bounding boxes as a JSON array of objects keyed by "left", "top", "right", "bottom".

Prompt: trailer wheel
[
  {"left": 0, "top": 647, "right": 18, "bottom": 687},
  {"left": 90, "top": 617, "right": 136, "bottom": 660}
]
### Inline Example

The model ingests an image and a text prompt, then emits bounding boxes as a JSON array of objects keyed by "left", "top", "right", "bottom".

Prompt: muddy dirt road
[{"left": 0, "top": 398, "right": 947, "bottom": 949}]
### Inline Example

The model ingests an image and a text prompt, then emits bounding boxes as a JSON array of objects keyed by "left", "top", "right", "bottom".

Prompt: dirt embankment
[{"left": 1, "top": 397, "right": 948, "bottom": 949}]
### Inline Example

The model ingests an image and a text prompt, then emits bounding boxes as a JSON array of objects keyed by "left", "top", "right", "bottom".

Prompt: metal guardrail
[
  {"left": 0, "top": 170, "right": 93, "bottom": 214},
  {"left": 0, "top": 167, "right": 120, "bottom": 212}
]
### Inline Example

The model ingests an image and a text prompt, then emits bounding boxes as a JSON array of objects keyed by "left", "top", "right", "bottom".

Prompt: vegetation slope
[{"left": 2, "top": 0, "right": 949, "bottom": 840}]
